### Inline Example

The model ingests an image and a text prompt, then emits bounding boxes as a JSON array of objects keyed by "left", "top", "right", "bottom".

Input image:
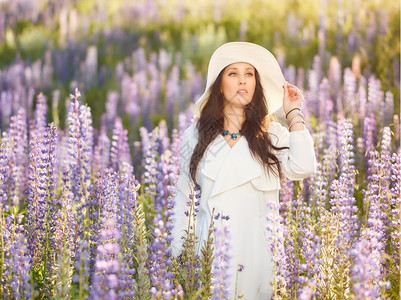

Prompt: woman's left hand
[{"left": 282, "top": 81, "right": 304, "bottom": 115}]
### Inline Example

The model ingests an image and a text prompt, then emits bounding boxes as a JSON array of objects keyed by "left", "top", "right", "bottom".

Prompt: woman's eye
[
  {"left": 246, "top": 72, "right": 254, "bottom": 77},
  {"left": 228, "top": 72, "right": 237, "bottom": 76}
]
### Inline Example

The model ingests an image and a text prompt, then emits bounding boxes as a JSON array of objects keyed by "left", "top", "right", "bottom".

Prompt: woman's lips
[{"left": 237, "top": 89, "right": 247, "bottom": 94}]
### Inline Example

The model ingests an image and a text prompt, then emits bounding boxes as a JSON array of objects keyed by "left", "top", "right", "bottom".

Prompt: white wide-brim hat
[{"left": 192, "top": 41, "right": 286, "bottom": 118}]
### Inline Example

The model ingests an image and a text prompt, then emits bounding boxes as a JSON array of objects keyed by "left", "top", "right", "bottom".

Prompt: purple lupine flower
[
  {"left": 92, "top": 115, "right": 110, "bottom": 176},
  {"left": 0, "top": 91, "right": 13, "bottom": 131},
  {"left": 359, "top": 127, "right": 394, "bottom": 291},
  {"left": 343, "top": 68, "right": 357, "bottom": 117},
  {"left": 367, "top": 75, "right": 384, "bottom": 118},
  {"left": 147, "top": 62, "right": 160, "bottom": 116},
  {"left": 133, "top": 47, "right": 148, "bottom": 72},
  {"left": 127, "top": 76, "right": 141, "bottom": 127},
  {"left": 115, "top": 62, "right": 124, "bottom": 84},
  {"left": 380, "top": 126, "right": 393, "bottom": 157},
  {"left": 158, "top": 48, "right": 172, "bottom": 73},
  {"left": 277, "top": 176, "right": 303, "bottom": 296},
  {"left": 288, "top": 184, "right": 321, "bottom": 296},
  {"left": 1, "top": 212, "right": 31, "bottom": 299},
  {"left": 319, "top": 78, "right": 332, "bottom": 125},
  {"left": 7, "top": 108, "right": 28, "bottom": 208},
  {"left": 83, "top": 46, "right": 98, "bottom": 88},
  {"left": 158, "top": 120, "right": 171, "bottom": 156},
  {"left": 110, "top": 117, "right": 133, "bottom": 177},
  {"left": 65, "top": 88, "right": 93, "bottom": 203},
  {"left": 140, "top": 126, "right": 158, "bottom": 199},
  {"left": 90, "top": 171, "right": 127, "bottom": 299},
  {"left": 363, "top": 114, "right": 377, "bottom": 175},
  {"left": 306, "top": 64, "right": 319, "bottom": 118},
  {"left": 279, "top": 175, "right": 294, "bottom": 223},
  {"left": 165, "top": 65, "right": 180, "bottom": 123},
  {"left": 178, "top": 61, "right": 196, "bottom": 112},
  {"left": 88, "top": 173, "right": 105, "bottom": 286},
  {"left": 120, "top": 74, "right": 134, "bottom": 116},
  {"left": 284, "top": 65, "right": 296, "bottom": 86},
  {"left": 336, "top": 118, "right": 356, "bottom": 183},
  {"left": 25, "top": 123, "right": 59, "bottom": 287},
  {"left": 298, "top": 279, "right": 317, "bottom": 300},
  {"left": 321, "top": 120, "right": 337, "bottom": 182},
  {"left": 73, "top": 238, "right": 91, "bottom": 297},
  {"left": 148, "top": 152, "right": 179, "bottom": 297},
  {"left": 357, "top": 80, "right": 367, "bottom": 125},
  {"left": 170, "top": 128, "right": 181, "bottom": 175},
  {"left": 266, "top": 195, "right": 290, "bottom": 298},
  {"left": 116, "top": 175, "right": 141, "bottom": 298},
  {"left": 329, "top": 119, "right": 359, "bottom": 248},
  {"left": 188, "top": 66, "right": 204, "bottom": 107},
  {"left": 312, "top": 54, "right": 322, "bottom": 93},
  {"left": 309, "top": 161, "right": 328, "bottom": 215},
  {"left": 389, "top": 152, "right": 400, "bottom": 271},
  {"left": 26, "top": 137, "right": 48, "bottom": 257},
  {"left": 393, "top": 115, "right": 400, "bottom": 151},
  {"left": 383, "top": 91, "right": 394, "bottom": 126},
  {"left": 347, "top": 29, "right": 357, "bottom": 52},
  {"left": 53, "top": 170, "right": 77, "bottom": 297},
  {"left": 42, "top": 51, "right": 54, "bottom": 90},
  {"left": 297, "top": 220, "right": 321, "bottom": 286},
  {"left": 0, "top": 138, "right": 9, "bottom": 206},
  {"left": 31, "top": 93, "right": 48, "bottom": 142},
  {"left": 177, "top": 112, "right": 192, "bottom": 137},
  {"left": 211, "top": 215, "right": 233, "bottom": 300},
  {"left": 65, "top": 89, "right": 94, "bottom": 297},
  {"left": 350, "top": 238, "right": 382, "bottom": 299},
  {"left": 9, "top": 232, "right": 32, "bottom": 300},
  {"left": 366, "top": 16, "right": 376, "bottom": 45},
  {"left": 105, "top": 90, "right": 119, "bottom": 129}
]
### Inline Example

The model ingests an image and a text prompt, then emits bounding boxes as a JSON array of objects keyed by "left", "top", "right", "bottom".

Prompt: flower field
[{"left": 0, "top": 0, "right": 399, "bottom": 299}]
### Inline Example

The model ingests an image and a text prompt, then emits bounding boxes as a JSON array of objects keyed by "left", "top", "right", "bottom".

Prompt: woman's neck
[{"left": 223, "top": 105, "right": 245, "bottom": 130}]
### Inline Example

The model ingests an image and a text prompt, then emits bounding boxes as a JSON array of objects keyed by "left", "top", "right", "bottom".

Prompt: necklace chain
[{"left": 222, "top": 129, "right": 242, "bottom": 140}]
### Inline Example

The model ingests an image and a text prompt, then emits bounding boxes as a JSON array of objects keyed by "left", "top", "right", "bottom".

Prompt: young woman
[{"left": 172, "top": 42, "right": 316, "bottom": 299}]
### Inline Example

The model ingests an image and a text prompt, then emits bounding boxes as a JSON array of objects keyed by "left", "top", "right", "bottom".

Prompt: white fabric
[{"left": 171, "top": 122, "right": 316, "bottom": 299}]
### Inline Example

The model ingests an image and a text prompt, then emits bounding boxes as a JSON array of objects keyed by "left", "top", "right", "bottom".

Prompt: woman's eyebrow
[{"left": 226, "top": 67, "right": 254, "bottom": 71}]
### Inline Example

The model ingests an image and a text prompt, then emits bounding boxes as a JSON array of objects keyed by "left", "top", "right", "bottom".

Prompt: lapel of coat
[{"left": 200, "top": 135, "right": 262, "bottom": 198}]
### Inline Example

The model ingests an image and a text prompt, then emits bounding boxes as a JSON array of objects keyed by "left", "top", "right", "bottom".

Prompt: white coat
[{"left": 171, "top": 121, "right": 316, "bottom": 299}]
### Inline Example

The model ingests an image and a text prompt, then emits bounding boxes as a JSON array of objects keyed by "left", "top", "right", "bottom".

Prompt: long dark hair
[{"left": 189, "top": 68, "right": 289, "bottom": 185}]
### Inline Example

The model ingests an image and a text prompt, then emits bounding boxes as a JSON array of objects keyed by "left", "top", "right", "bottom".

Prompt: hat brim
[{"left": 192, "top": 42, "right": 286, "bottom": 118}]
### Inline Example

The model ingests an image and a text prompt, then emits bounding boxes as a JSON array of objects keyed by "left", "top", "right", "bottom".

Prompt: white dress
[{"left": 171, "top": 121, "right": 316, "bottom": 299}]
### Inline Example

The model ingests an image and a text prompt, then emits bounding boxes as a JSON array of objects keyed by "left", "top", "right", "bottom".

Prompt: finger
[
  {"left": 288, "top": 86, "right": 298, "bottom": 98},
  {"left": 288, "top": 86, "right": 302, "bottom": 98},
  {"left": 287, "top": 83, "right": 300, "bottom": 94},
  {"left": 287, "top": 83, "right": 298, "bottom": 91},
  {"left": 283, "top": 82, "right": 289, "bottom": 99},
  {"left": 288, "top": 85, "right": 298, "bottom": 94},
  {"left": 286, "top": 82, "right": 295, "bottom": 89}
]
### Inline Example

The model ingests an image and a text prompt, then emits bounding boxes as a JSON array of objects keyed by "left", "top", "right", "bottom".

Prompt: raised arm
[{"left": 269, "top": 122, "right": 317, "bottom": 181}]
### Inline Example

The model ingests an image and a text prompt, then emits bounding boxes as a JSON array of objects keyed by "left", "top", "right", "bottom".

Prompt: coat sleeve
[
  {"left": 269, "top": 122, "right": 317, "bottom": 181},
  {"left": 170, "top": 125, "right": 196, "bottom": 257}
]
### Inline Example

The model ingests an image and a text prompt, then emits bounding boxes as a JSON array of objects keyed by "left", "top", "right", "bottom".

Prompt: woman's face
[{"left": 220, "top": 62, "right": 256, "bottom": 108}]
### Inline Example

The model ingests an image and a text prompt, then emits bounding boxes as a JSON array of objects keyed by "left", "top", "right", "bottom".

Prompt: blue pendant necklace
[{"left": 222, "top": 129, "right": 242, "bottom": 140}]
